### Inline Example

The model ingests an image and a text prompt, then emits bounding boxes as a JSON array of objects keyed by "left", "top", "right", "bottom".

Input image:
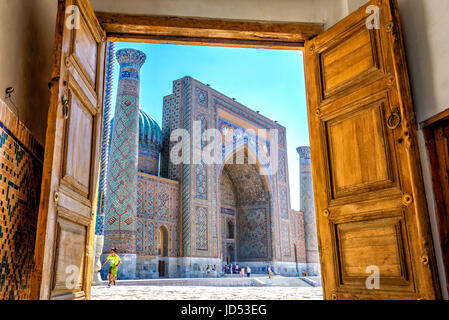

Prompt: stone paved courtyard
[
  {"left": 91, "top": 277, "right": 324, "bottom": 300},
  {"left": 92, "top": 285, "right": 324, "bottom": 300}
]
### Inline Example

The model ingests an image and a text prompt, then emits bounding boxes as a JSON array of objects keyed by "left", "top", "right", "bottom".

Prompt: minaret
[
  {"left": 104, "top": 49, "right": 146, "bottom": 265},
  {"left": 297, "top": 146, "right": 320, "bottom": 276}
]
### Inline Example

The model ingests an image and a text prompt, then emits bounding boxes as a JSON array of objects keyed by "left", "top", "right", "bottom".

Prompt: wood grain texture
[
  {"left": 327, "top": 101, "right": 392, "bottom": 196},
  {"left": 31, "top": 0, "right": 105, "bottom": 300},
  {"left": 338, "top": 217, "right": 405, "bottom": 278},
  {"left": 95, "top": 12, "right": 323, "bottom": 49},
  {"left": 304, "top": 0, "right": 441, "bottom": 300},
  {"left": 29, "top": 0, "right": 443, "bottom": 301}
]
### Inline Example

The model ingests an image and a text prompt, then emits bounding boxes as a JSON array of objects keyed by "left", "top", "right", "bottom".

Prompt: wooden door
[
  {"left": 31, "top": 0, "right": 106, "bottom": 300},
  {"left": 423, "top": 116, "right": 449, "bottom": 294},
  {"left": 304, "top": 0, "right": 441, "bottom": 299}
]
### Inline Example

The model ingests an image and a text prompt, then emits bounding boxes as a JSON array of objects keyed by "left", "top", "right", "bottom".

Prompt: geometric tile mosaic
[
  {"left": 135, "top": 174, "right": 179, "bottom": 257},
  {"left": 0, "top": 100, "right": 44, "bottom": 300},
  {"left": 237, "top": 208, "right": 269, "bottom": 260},
  {"left": 104, "top": 49, "right": 146, "bottom": 254},
  {"left": 195, "top": 206, "right": 208, "bottom": 251},
  {"left": 281, "top": 222, "right": 291, "bottom": 257},
  {"left": 99, "top": 72, "right": 315, "bottom": 276}
]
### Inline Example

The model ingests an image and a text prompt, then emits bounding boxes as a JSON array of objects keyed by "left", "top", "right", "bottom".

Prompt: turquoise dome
[{"left": 139, "top": 109, "right": 163, "bottom": 151}]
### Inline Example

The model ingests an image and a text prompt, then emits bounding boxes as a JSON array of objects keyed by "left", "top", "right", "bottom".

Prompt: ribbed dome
[{"left": 139, "top": 109, "right": 163, "bottom": 150}]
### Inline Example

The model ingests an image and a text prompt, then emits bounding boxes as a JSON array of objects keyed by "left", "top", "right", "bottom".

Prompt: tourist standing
[
  {"left": 246, "top": 265, "right": 251, "bottom": 278},
  {"left": 268, "top": 266, "right": 274, "bottom": 279},
  {"left": 240, "top": 267, "right": 245, "bottom": 278}
]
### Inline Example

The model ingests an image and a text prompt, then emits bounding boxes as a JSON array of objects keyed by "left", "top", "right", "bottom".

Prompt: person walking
[{"left": 100, "top": 248, "right": 121, "bottom": 287}]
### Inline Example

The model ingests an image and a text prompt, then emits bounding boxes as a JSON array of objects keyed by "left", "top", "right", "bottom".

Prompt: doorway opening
[
  {"left": 30, "top": 1, "right": 443, "bottom": 300},
  {"left": 92, "top": 39, "right": 322, "bottom": 296},
  {"left": 157, "top": 226, "right": 169, "bottom": 258},
  {"left": 226, "top": 245, "right": 235, "bottom": 265},
  {"left": 422, "top": 112, "right": 449, "bottom": 291},
  {"left": 219, "top": 150, "right": 273, "bottom": 274}
]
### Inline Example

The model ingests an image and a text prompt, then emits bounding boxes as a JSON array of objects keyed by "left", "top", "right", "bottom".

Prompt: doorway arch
[
  {"left": 157, "top": 225, "right": 169, "bottom": 278},
  {"left": 219, "top": 149, "right": 273, "bottom": 264}
]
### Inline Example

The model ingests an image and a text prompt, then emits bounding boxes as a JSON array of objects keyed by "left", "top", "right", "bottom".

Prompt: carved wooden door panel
[
  {"left": 31, "top": 0, "right": 106, "bottom": 300},
  {"left": 304, "top": 0, "right": 441, "bottom": 299}
]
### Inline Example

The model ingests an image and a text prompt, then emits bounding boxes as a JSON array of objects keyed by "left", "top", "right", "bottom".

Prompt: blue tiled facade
[{"left": 98, "top": 47, "right": 316, "bottom": 279}]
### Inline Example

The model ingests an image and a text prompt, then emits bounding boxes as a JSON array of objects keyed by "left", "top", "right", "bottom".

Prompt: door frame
[
  {"left": 95, "top": 12, "right": 323, "bottom": 50},
  {"left": 73, "top": 2, "right": 440, "bottom": 298},
  {"left": 421, "top": 109, "right": 449, "bottom": 295},
  {"left": 31, "top": 0, "right": 107, "bottom": 300},
  {"left": 95, "top": 12, "right": 323, "bottom": 283}
]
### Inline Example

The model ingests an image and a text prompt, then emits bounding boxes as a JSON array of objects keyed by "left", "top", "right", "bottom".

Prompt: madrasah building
[{"left": 93, "top": 45, "right": 319, "bottom": 280}]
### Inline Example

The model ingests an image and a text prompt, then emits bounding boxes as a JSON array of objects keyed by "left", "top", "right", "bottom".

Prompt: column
[
  {"left": 297, "top": 146, "right": 320, "bottom": 276},
  {"left": 103, "top": 49, "right": 146, "bottom": 279}
]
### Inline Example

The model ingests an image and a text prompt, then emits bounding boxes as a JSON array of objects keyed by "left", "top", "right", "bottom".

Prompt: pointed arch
[
  {"left": 219, "top": 145, "right": 273, "bottom": 199},
  {"left": 218, "top": 146, "right": 273, "bottom": 262}
]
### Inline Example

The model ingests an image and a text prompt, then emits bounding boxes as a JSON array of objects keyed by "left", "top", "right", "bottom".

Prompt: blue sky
[{"left": 111, "top": 42, "right": 309, "bottom": 211}]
